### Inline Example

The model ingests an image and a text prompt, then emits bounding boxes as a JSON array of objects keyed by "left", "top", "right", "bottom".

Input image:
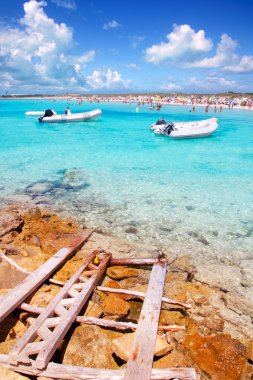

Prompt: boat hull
[
  {"left": 153, "top": 118, "right": 218, "bottom": 138},
  {"left": 40, "top": 109, "right": 102, "bottom": 123}
]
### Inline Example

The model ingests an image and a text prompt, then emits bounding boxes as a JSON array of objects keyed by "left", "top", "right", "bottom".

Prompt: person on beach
[
  {"left": 205, "top": 105, "right": 209, "bottom": 113},
  {"left": 220, "top": 105, "right": 223, "bottom": 112}
]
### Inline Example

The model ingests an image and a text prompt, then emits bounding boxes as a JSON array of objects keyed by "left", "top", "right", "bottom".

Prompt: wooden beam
[
  {"left": 0, "top": 354, "right": 197, "bottom": 379},
  {"left": 110, "top": 258, "right": 158, "bottom": 266},
  {"left": 97, "top": 286, "right": 192, "bottom": 309},
  {"left": 124, "top": 260, "right": 167, "bottom": 380},
  {"left": 0, "top": 229, "right": 93, "bottom": 324}
]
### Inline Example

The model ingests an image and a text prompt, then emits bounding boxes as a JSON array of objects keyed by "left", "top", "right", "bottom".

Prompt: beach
[{"left": 0, "top": 97, "right": 253, "bottom": 379}]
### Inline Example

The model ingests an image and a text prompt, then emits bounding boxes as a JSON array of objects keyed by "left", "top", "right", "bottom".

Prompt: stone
[
  {"left": 224, "top": 292, "right": 253, "bottom": 318},
  {"left": 159, "top": 310, "right": 185, "bottom": 326},
  {"left": 112, "top": 332, "right": 174, "bottom": 362},
  {"left": 184, "top": 333, "right": 247, "bottom": 380},
  {"left": 84, "top": 301, "right": 103, "bottom": 318},
  {"left": 62, "top": 168, "right": 88, "bottom": 189},
  {"left": 62, "top": 325, "right": 123, "bottom": 368},
  {"left": 0, "top": 367, "right": 30, "bottom": 380},
  {"left": 194, "top": 263, "right": 242, "bottom": 292},
  {"left": 106, "top": 266, "right": 139, "bottom": 280},
  {"left": 170, "top": 256, "right": 195, "bottom": 273},
  {"left": 240, "top": 260, "right": 253, "bottom": 287},
  {"left": 101, "top": 294, "right": 130, "bottom": 318},
  {"left": 153, "top": 350, "right": 190, "bottom": 369},
  {"left": 26, "top": 182, "right": 52, "bottom": 195},
  {"left": 102, "top": 279, "right": 133, "bottom": 301},
  {"left": 0, "top": 209, "right": 23, "bottom": 238}
]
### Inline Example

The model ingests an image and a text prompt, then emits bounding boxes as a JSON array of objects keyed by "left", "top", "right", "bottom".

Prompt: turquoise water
[{"left": 0, "top": 99, "right": 253, "bottom": 261}]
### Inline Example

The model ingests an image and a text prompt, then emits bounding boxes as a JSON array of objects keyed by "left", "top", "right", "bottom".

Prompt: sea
[{"left": 0, "top": 99, "right": 253, "bottom": 262}]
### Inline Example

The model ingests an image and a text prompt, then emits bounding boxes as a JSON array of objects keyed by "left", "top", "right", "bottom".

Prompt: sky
[{"left": 0, "top": 0, "right": 253, "bottom": 94}]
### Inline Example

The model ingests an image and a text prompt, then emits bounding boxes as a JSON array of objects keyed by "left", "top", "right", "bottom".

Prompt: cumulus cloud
[
  {"left": 0, "top": 1, "right": 130, "bottom": 92},
  {"left": 86, "top": 68, "right": 131, "bottom": 89},
  {"left": 188, "top": 33, "right": 253, "bottom": 73},
  {"left": 145, "top": 24, "right": 212, "bottom": 64},
  {"left": 103, "top": 20, "right": 121, "bottom": 30},
  {"left": 125, "top": 63, "right": 138, "bottom": 69},
  {"left": 51, "top": 0, "right": 76, "bottom": 10}
]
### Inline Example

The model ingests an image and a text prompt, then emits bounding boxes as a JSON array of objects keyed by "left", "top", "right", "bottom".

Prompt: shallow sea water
[{"left": 0, "top": 99, "right": 253, "bottom": 262}]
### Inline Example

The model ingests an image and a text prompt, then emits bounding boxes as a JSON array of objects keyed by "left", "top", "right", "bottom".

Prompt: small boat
[
  {"left": 151, "top": 118, "right": 218, "bottom": 138},
  {"left": 38, "top": 109, "right": 102, "bottom": 123}
]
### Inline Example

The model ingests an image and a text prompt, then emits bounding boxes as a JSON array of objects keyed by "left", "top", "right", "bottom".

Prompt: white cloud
[
  {"left": 86, "top": 68, "right": 131, "bottom": 89},
  {"left": 103, "top": 20, "right": 121, "bottom": 30},
  {"left": 145, "top": 24, "right": 212, "bottom": 64},
  {"left": 0, "top": 1, "right": 99, "bottom": 91},
  {"left": 51, "top": 0, "right": 76, "bottom": 10},
  {"left": 188, "top": 33, "right": 253, "bottom": 73},
  {"left": 189, "top": 34, "right": 238, "bottom": 68}
]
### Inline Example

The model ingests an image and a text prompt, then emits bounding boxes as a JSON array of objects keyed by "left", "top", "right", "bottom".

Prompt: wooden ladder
[{"left": 9, "top": 252, "right": 111, "bottom": 370}]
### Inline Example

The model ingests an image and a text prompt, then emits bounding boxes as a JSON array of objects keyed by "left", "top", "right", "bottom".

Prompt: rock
[
  {"left": 153, "top": 350, "right": 190, "bottom": 369},
  {"left": 224, "top": 292, "right": 253, "bottom": 318},
  {"left": 26, "top": 182, "right": 53, "bottom": 195},
  {"left": 62, "top": 325, "right": 123, "bottom": 368},
  {"left": 101, "top": 294, "right": 130, "bottom": 318},
  {"left": 84, "top": 301, "right": 103, "bottom": 318},
  {"left": 248, "top": 341, "right": 253, "bottom": 361},
  {"left": 184, "top": 333, "right": 247, "bottom": 380},
  {"left": 170, "top": 256, "right": 195, "bottom": 273},
  {"left": 159, "top": 310, "right": 185, "bottom": 326},
  {"left": 106, "top": 266, "right": 139, "bottom": 280},
  {"left": 0, "top": 209, "right": 23, "bottom": 238},
  {"left": 102, "top": 279, "right": 133, "bottom": 301},
  {"left": 240, "top": 260, "right": 253, "bottom": 287},
  {"left": 0, "top": 367, "right": 30, "bottom": 380},
  {"left": 62, "top": 168, "right": 89, "bottom": 189},
  {"left": 112, "top": 332, "right": 174, "bottom": 362},
  {"left": 194, "top": 263, "right": 242, "bottom": 292}
]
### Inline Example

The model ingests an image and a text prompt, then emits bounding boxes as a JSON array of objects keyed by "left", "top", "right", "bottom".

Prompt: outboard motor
[
  {"left": 163, "top": 121, "right": 174, "bottom": 135},
  {"left": 155, "top": 118, "right": 166, "bottom": 126},
  {"left": 38, "top": 109, "right": 54, "bottom": 122}
]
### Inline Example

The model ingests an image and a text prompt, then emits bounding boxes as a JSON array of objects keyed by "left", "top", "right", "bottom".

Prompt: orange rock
[
  {"left": 184, "top": 333, "right": 247, "bottom": 380},
  {"left": 106, "top": 266, "right": 139, "bottom": 280},
  {"left": 101, "top": 294, "right": 130, "bottom": 318}
]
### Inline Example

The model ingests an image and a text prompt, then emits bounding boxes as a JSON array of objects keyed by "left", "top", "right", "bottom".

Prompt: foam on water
[{"left": 0, "top": 99, "right": 253, "bottom": 261}]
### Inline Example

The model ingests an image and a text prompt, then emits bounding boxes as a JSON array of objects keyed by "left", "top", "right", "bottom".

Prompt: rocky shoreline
[{"left": 0, "top": 203, "right": 252, "bottom": 379}]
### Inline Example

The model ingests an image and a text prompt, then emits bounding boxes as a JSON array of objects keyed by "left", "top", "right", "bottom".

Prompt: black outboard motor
[
  {"left": 38, "top": 109, "right": 54, "bottom": 122},
  {"left": 163, "top": 121, "right": 174, "bottom": 135}
]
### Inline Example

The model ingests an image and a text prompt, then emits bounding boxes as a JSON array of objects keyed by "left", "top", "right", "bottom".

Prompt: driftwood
[
  {"left": 110, "top": 258, "right": 159, "bottom": 266},
  {"left": 0, "top": 229, "right": 93, "bottom": 324},
  {"left": 124, "top": 259, "right": 167, "bottom": 380},
  {"left": 0, "top": 354, "right": 197, "bottom": 379},
  {"left": 97, "top": 286, "right": 192, "bottom": 309}
]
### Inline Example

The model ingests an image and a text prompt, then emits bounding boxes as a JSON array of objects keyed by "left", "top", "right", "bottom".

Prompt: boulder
[
  {"left": 101, "top": 294, "right": 130, "bottom": 318},
  {"left": 112, "top": 332, "right": 174, "bottom": 362},
  {"left": 84, "top": 301, "right": 103, "bottom": 318},
  {"left": 106, "top": 266, "right": 139, "bottom": 280},
  {"left": 184, "top": 333, "right": 247, "bottom": 380},
  {"left": 62, "top": 325, "right": 123, "bottom": 368}
]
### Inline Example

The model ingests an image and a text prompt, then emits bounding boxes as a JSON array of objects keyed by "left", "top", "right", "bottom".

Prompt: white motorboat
[
  {"left": 38, "top": 109, "right": 102, "bottom": 123},
  {"left": 151, "top": 118, "right": 218, "bottom": 138}
]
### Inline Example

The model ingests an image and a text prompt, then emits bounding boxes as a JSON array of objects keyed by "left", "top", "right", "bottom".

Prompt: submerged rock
[{"left": 62, "top": 168, "right": 89, "bottom": 190}]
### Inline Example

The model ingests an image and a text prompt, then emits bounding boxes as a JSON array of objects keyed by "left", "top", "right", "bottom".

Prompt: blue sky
[{"left": 1, "top": 0, "right": 253, "bottom": 94}]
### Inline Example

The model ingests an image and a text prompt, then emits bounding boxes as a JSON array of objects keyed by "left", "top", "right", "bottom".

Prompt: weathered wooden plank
[
  {"left": 77, "top": 316, "right": 185, "bottom": 332},
  {"left": 0, "top": 354, "right": 197, "bottom": 379},
  {"left": 124, "top": 260, "right": 167, "bottom": 380},
  {"left": 0, "top": 229, "right": 93, "bottom": 324},
  {"left": 97, "top": 286, "right": 192, "bottom": 309},
  {"left": 110, "top": 258, "right": 158, "bottom": 266},
  {"left": 35, "top": 254, "right": 111, "bottom": 369},
  {"left": 9, "top": 250, "right": 97, "bottom": 365}
]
